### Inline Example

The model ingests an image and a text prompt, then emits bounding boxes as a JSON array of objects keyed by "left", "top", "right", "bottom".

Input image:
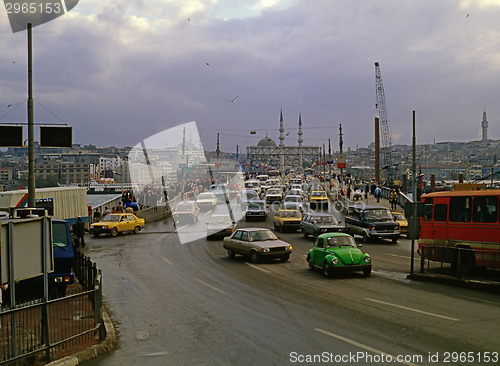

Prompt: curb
[
  {"left": 408, "top": 273, "right": 500, "bottom": 294},
  {"left": 48, "top": 309, "right": 117, "bottom": 366}
]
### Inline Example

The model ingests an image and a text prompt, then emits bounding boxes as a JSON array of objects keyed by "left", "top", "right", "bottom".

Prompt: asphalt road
[{"left": 84, "top": 202, "right": 500, "bottom": 366}]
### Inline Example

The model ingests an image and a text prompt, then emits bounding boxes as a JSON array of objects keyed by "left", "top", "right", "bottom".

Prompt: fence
[
  {"left": 419, "top": 245, "right": 500, "bottom": 280},
  {"left": 0, "top": 251, "right": 102, "bottom": 365}
]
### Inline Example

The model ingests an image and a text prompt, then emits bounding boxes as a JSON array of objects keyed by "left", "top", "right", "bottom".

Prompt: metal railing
[
  {"left": 0, "top": 251, "right": 103, "bottom": 365},
  {"left": 419, "top": 245, "right": 500, "bottom": 279}
]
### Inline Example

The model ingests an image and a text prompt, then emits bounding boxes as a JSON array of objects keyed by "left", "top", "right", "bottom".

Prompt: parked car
[
  {"left": 90, "top": 213, "right": 146, "bottom": 237},
  {"left": 391, "top": 211, "right": 408, "bottom": 235},
  {"left": 306, "top": 232, "right": 372, "bottom": 277},
  {"left": 173, "top": 201, "right": 200, "bottom": 224},
  {"left": 206, "top": 214, "right": 236, "bottom": 239},
  {"left": 245, "top": 200, "right": 267, "bottom": 221},
  {"left": 309, "top": 190, "right": 329, "bottom": 209},
  {"left": 300, "top": 212, "right": 344, "bottom": 239},
  {"left": 196, "top": 192, "right": 218, "bottom": 210},
  {"left": 273, "top": 209, "right": 302, "bottom": 232},
  {"left": 223, "top": 228, "right": 293, "bottom": 262},
  {"left": 282, "top": 194, "right": 304, "bottom": 212},
  {"left": 344, "top": 205, "right": 400, "bottom": 243}
]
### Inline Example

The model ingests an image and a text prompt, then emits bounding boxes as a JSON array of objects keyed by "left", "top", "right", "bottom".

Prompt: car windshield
[
  {"left": 53, "top": 221, "right": 69, "bottom": 248},
  {"left": 267, "top": 189, "right": 281, "bottom": 195},
  {"left": 102, "top": 215, "right": 120, "bottom": 222},
  {"left": 393, "top": 213, "right": 405, "bottom": 221},
  {"left": 326, "top": 236, "right": 356, "bottom": 248},
  {"left": 176, "top": 203, "right": 194, "bottom": 211},
  {"left": 364, "top": 209, "right": 393, "bottom": 221},
  {"left": 208, "top": 216, "right": 232, "bottom": 225},
  {"left": 198, "top": 193, "right": 214, "bottom": 200},
  {"left": 281, "top": 210, "right": 301, "bottom": 218},
  {"left": 249, "top": 230, "right": 277, "bottom": 241},
  {"left": 248, "top": 202, "right": 265, "bottom": 210},
  {"left": 285, "top": 196, "right": 301, "bottom": 202},
  {"left": 312, "top": 191, "right": 327, "bottom": 197},
  {"left": 315, "top": 216, "right": 337, "bottom": 224},
  {"left": 242, "top": 191, "right": 258, "bottom": 199}
]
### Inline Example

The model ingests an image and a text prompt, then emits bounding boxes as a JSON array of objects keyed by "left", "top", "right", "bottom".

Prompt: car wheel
[
  {"left": 227, "top": 248, "right": 235, "bottom": 259},
  {"left": 280, "top": 254, "right": 290, "bottom": 262},
  {"left": 362, "top": 232, "right": 369, "bottom": 243},
  {"left": 322, "top": 261, "right": 331, "bottom": 278},
  {"left": 110, "top": 228, "right": 118, "bottom": 237},
  {"left": 250, "top": 251, "right": 259, "bottom": 263},
  {"left": 363, "top": 266, "right": 372, "bottom": 277},
  {"left": 133, "top": 226, "right": 140, "bottom": 234},
  {"left": 391, "top": 237, "right": 399, "bottom": 244},
  {"left": 93, "top": 232, "right": 100, "bottom": 237},
  {"left": 302, "top": 230, "right": 308, "bottom": 238},
  {"left": 307, "top": 255, "right": 314, "bottom": 271},
  {"left": 279, "top": 224, "right": 283, "bottom": 233}
]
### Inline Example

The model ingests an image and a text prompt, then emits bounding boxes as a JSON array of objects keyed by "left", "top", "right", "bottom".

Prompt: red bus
[{"left": 418, "top": 189, "right": 500, "bottom": 273}]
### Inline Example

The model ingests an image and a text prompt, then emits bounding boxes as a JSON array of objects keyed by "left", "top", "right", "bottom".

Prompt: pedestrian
[
  {"left": 93, "top": 208, "right": 101, "bottom": 222},
  {"left": 103, "top": 206, "right": 111, "bottom": 216},
  {"left": 374, "top": 186, "right": 382, "bottom": 203},
  {"left": 73, "top": 216, "right": 86, "bottom": 248},
  {"left": 389, "top": 188, "right": 398, "bottom": 210},
  {"left": 364, "top": 182, "right": 369, "bottom": 200},
  {"left": 346, "top": 185, "right": 352, "bottom": 200},
  {"left": 88, "top": 205, "right": 93, "bottom": 224},
  {"left": 0, "top": 283, "right": 8, "bottom": 327},
  {"left": 116, "top": 202, "right": 124, "bottom": 213}
]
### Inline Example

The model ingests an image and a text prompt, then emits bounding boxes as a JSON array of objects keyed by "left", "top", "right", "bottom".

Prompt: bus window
[
  {"left": 434, "top": 204, "right": 447, "bottom": 222},
  {"left": 449, "top": 196, "right": 471, "bottom": 222},
  {"left": 423, "top": 198, "right": 433, "bottom": 221},
  {"left": 473, "top": 196, "right": 498, "bottom": 223}
]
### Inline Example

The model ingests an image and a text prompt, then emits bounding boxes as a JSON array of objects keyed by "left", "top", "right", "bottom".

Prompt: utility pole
[
  {"left": 411, "top": 110, "right": 417, "bottom": 275},
  {"left": 328, "top": 139, "right": 332, "bottom": 192},
  {"left": 339, "top": 124, "right": 344, "bottom": 195},
  {"left": 27, "top": 23, "right": 35, "bottom": 207},
  {"left": 181, "top": 127, "right": 186, "bottom": 194}
]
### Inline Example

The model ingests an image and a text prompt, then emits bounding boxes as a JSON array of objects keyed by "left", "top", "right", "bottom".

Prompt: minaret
[
  {"left": 298, "top": 114, "right": 304, "bottom": 169},
  {"left": 482, "top": 109, "right": 488, "bottom": 142},
  {"left": 279, "top": 109, "right": 285, "bottom": 173}
]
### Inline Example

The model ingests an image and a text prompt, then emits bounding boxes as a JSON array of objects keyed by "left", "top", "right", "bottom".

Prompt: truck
[
  {"left": 0, "top": 186, "right": 89, "bottom": 227},
  {"left": 0, "top": 209, "right": 75, "bottom": 298}
]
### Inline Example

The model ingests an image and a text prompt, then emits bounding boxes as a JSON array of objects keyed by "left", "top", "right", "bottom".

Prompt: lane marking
[
  {"left": 365, "top": 298, "right": 459, "bottom": 321},
  {"left": 176, "top": 224, "right": 190, "bottom": 231},
  {"left": 205, "top": 210, "right": 213, "bottom": 215},
  {"left": 195, "top": 279, "right": 227, "bottom": 295},
  {"left": 314, "top": 328, "right": 420, "bottom": 366},
  {"left": 161, "top": 255, "right": 171, "bottom": 265},
  {"left": 387, "top": 253, "right": 413, "bottom": 259},
  {"left": 245, "top": 262, "right": 271, "bottom": 273}
]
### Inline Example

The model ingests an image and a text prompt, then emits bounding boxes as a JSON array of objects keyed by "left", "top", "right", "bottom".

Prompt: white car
[
  {"left": 282, "top": 194, "right": 304, "bottom": 212},
  {"left": 196, "top": 192, "right": 218, "bottom": 210}
]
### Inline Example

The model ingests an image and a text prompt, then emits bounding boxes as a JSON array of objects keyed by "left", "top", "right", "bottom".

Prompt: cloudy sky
[{"left": 1, "top": 0, "right": 500, "bottom": 153}]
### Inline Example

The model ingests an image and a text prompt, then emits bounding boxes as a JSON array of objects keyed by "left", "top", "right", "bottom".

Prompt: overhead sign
[
  {"left": 337, "top": 154, "right": 346, "bottom": 168},
  {"left": 40, "top": 126, "right": 72, "bottom": 148},
  {"left": 0, "top": 126, "right": 23, "bottom": 147}
]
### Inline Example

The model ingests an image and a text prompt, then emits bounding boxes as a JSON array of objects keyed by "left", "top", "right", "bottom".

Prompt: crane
[{"left": 374, "top": 61, "right": 394, "bottom": 184}]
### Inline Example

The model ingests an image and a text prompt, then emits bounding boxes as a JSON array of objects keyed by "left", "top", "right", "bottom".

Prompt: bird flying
[{"left": 226, "top": 96, "right": 238, "bottom": 103}]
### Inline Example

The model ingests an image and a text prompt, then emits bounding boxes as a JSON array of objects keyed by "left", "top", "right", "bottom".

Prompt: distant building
[{"left": 482, "top": 109, "right": 489, "bottom": 142}]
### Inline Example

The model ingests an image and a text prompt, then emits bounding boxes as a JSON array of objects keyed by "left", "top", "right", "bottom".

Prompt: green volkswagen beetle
[{"left": 306, "top": 232, "right": 372, "bottom": 277}]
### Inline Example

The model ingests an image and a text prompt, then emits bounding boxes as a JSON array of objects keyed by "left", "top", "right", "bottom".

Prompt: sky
[{"left": 1, "top": 0, "right": 500, "bottom": 153}]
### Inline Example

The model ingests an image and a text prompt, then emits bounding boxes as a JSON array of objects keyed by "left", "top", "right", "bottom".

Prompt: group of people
[{"left": 335, "top": 174, "right": 400, "bottom": 209}]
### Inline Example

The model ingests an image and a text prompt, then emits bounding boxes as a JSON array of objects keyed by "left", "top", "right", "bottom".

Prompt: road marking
[
  {"left": 195, "top": 279, "right": 227, "bottom": 295},
  {"left": 161, "top": 255, "right": 171, "bottom": 265},
  {"left": 365, "top": 298, "right": 459, "bottom": 321},
  {"left": 314, "top": 328, "right": 420, "bottom": 366},
  {"left": 176, "top": 224, "right": 190, "bottom": 231},
  {"left": 245, "top": 262, "right": 271, "bottom": 273},
  {"left": 387, "top": 254, "right": 413, "bottom": 259},
  {"left": 205, "top": 210, "right": 213, "bottom": 215}
]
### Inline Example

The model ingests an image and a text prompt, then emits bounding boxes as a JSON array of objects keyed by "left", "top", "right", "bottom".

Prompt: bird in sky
[
  {"left": 226, "top": 96, "right": 238, "bottom": 103},
  {"left": 205, "top": 62, "right": 209, "bottom": 66},
  {"left": 466, "top": 13, "right": 469, "bottom": 18},
  {"left": 6, "top": 104, "right": 11, "bottom": 108}
]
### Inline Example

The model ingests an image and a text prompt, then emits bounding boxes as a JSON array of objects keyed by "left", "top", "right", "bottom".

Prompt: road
[{"left": 84, "top": 201, "right": 500, "bottom": 366}]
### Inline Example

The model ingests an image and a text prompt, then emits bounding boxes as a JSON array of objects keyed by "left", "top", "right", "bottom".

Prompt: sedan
[
  {"left": 306, "top": 233, "right": 372, "bottom": 277},
  {"left": 223, "top": 228, "right": 293, "bottom": 263},
  {"left": 90, "top": 213, "right": 146, "bottom": 237}
]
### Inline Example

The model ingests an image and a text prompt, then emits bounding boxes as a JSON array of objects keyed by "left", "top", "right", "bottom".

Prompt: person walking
[
  {"left": 374, "top": 186, "right": 382, "bottom": 203},
  {"left": 73, "top": 216, "right": 86, "bottom": 248},
  {"left": 389, "top": 188, "right": 398, "bottom": 210}
]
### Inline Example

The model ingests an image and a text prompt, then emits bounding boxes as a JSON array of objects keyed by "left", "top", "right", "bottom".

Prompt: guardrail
[
  {"left": 419, "top": 245, "right": 500, "bottom": 279},
  {"left": 0, "top": 252, "right": 103, "bottom": 365}
]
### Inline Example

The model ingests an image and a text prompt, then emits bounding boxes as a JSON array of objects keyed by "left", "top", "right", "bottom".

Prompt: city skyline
[{"left": 1, "top": 1, "right": 500, "bottom": 152}]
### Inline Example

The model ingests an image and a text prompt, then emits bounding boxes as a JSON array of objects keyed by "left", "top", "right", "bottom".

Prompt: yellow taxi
[
  {"left": 90, "top": 213, "right": 146, "bottom": 237},
  {"left": 273, "top": 209, "right": 302, "bottom": 232},
  {"left": 309, "top": 190, "right": 329, "bottom": 209},
  {"left": 391, "top": 211, "right": 408, "bottom": 235}
]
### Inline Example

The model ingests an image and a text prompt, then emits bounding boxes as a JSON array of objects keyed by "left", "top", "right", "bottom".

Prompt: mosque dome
[{"left": 257, "top": 135, "right": 277, "bottom": 147}]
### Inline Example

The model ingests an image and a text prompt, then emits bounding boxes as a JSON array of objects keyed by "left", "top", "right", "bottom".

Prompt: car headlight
[
  {"left": 331, "top": 257, "right": 339, "bottom": 264},
  {"left": 364, "top": 256, "right": 371, "bottom": 263},
  {"left": 262, "top": 248, "right": 270, "bottom": 253},
  {"left": 101, "top": 225, "right": 108, "bottom": 229},
  {"left": 286, "top": 245, "right": 292, "bottom": 251}
]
